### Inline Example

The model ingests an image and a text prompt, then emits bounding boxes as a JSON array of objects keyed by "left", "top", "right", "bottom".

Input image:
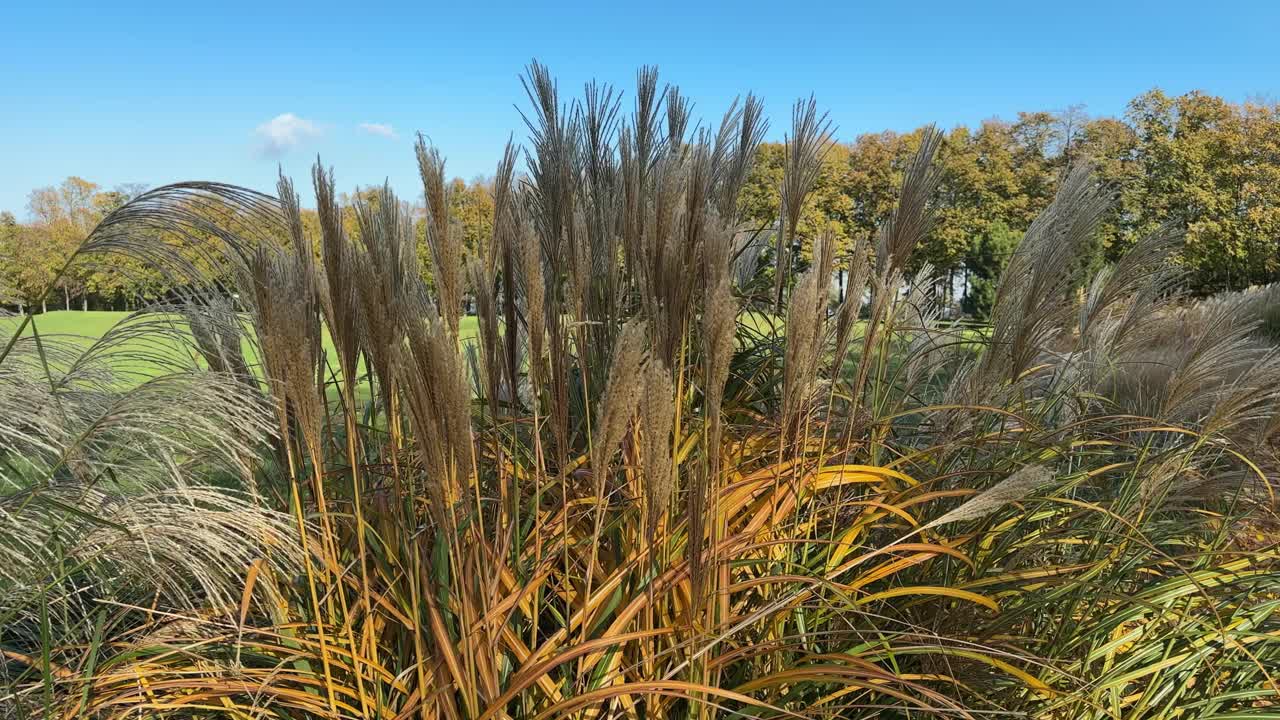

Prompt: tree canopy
[{"left": 4, "top": 87, "right": 1278, "bottom": 314}]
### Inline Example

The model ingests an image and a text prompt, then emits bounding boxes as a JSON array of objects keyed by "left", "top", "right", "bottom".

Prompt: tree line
[
  {"left": 741, "top": 88, "right": 1280, "bottom": 313},
  {"left": 0, "top": 175, "right": 495, "bottom": 313},
  {"left": 3, "top": 87, "right": 1278, "bottom": 315}
]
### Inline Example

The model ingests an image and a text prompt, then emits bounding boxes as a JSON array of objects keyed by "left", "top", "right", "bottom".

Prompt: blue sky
[{"left": 3, "top": 1, "right": 1278, "bottom": 215}]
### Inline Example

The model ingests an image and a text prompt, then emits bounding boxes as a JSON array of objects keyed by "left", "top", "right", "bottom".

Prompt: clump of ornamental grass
[{"left": 2, "top": 62, "right": 1278, "bottom": 720}]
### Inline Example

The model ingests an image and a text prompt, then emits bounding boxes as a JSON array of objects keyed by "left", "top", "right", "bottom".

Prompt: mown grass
[{"left": 1, "top": 310, "right": 481, "bottom": 377}]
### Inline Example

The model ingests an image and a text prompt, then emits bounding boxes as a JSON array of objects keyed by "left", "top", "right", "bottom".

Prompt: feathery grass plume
[
  {"left": 520, "top": 61, "right": 581, "bottom": 471},
  {"left": 637, "top": 150, "right": 681, "bottom": 365},
  {"left": 492, "top": 139, "right": 524, "bottom": 401},
  {"left": 631, "top": 65, "right": 665, "bottom": 175},
  {"left": 781, "top": 230, "right": 835, "bottom": 435},
  {"left": 640, "top": 360, "right": 675, "bottom": 546},
  {"left": 0, "top": 479, "right": 302, "bottom": 717},
  {"left": 874, "top": 125, "right": 944, "bottom": 276},
  {"left": 618, "top": 67, "right": 664, "bottom": 281},
  {"left": 773, "top": 95, "right": 834, "bottom": 309},
  {"left": 702, "top": 208, "right": 735, "bottom": 289},
  {"left": 781, "top": 263, "right": 822, "bottom": 427},
  {"left": 643, "top": 142, "right": 716, "bottom": 366},
  {"left": 682, "top": 133, "right": 715, "bottom": 248},
  {"left": 573, "top": 82, "right": 628, "bottom": 381},
  {"left": 0, "top": 308, "right": 297, "bottom": 714},
  {"left": 711, "top": 93, "right": 768, "bottom": 223},
  {"left": 311, "top": 161, "right": 362, "bottom": 377},
  {"left": 1078, "top": 222, "right": 1182, "bottom": 345},
  {"left": 1157, "top": 303, "right": 1273, "bottom": 426},
  {"left": 416, "top": 136, "right": 463, "bottom": 335},
  {"left": 980, "top": 164, "right": 1112, "bottom": 385},
  {"left": 895, "top": 264, "right": 949, "bottom": 394},
  {"left": 578, "top": 79, "right": 621, "bottom": 211},
  {"left": 400, "top": 299, "right": 474, "bottom": 525},
  {"left": 309, "top": 161, "right": 379, "bottom": 695},
  {"left": 576, "top": 79, "right": 622, "bottom": 313},
  {"left": 468, "top": 254, "right": 503, "bottom": 411},
  {"left": 490, "top": 138, "right": 521, "bottom": 264},
  {"left": 844, "top": 129, "right": 944, "bottom": 429},
  {"left": 698, "top": 255, "right": 738, "bottom": 618},
  {"left": 731, "top": 225, "right": 770, "bottom": 290},
  {"left": 813, "top": 224, "right": 836, "bottom": 290},
  {"left": 702, "top": 279, "right": 737, "bottom": 444},
  {"left": 666, "top": 84, "right": 692, "bottom": 147},
  {"left": 0, "top": 180, "right": 273, "bottom": 374},
  {"left": 518, "top": 217, "right": 546, "bottom": 387},
  {"left": 520, "top": 59, "right": 578, "bottom": 270},
  {"left": 921, "top": 465, "right": 1052, "bottom": 530},
  {"left": 700, "top": 215, "right": 738, "bottom": 451},
  {"left": 1201, "top": 281, "right": 1280, "bottom": 342},
  {"left": 582, "top": 318, "right": 646, "bottom": 647},
  {"left": 0, "top": 338, "right": 71, "bottom": 468},
  {"left": 351, "top": 182, "right": 421, "bottom": 410},
  {"left": 241, "top": 178, "right": 345, "bottom": 704},
  {"left": 832, "top": 235, "right": 872, "bottom": 373},
  {"left": 1194, "top": 338, "right": 1280, "bottom": 445},
  {"left": 1, "top": 481, "right": 300, "bottom": 615},
  {"left": 72, "top": 371, "right": 271, "bottom": 481},
  {"left": 64, "top": 182, "right": 282, "bottom": 304},
  {"left": 0, "top": 322, "right": 273, "bottom": 488},
  {"left": 184, "top": 296, "right": 252, "bottom": 380},
  {"left": 1066, "top": 224, "right": 1185, "bottom": 412},
  {"left": 590, "top": 319, "right": 648, "bottom": 479},
  {"left": 237, "top": 177, "right": 324, "bottom": 453}
]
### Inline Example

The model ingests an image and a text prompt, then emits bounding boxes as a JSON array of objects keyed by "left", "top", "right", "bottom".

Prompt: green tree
[
  {"left": 2, "top": 223, "right": 61, "bottom": 312},
  {"left": 449, "top": 176, "right": 495, "bottom": 257},
  {"left": 961, "top": 220, "right": 1020, "bottom": 317},
  {"left": 1121, "top": 90, "right": 1280, "bottom": 292},
  {"left": 739, "top": 142, "right": 857, "bottom": 282},
  {"left": 0, "top": 211, "right": 20, "bottom": 307},
  {"left": 27, "top": 177, "right": 103, "bottom": 309}
]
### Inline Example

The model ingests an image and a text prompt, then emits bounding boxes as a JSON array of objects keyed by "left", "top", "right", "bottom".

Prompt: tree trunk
[
  {"left": 947, "top": 268, "right": 955, "bottom": 315},
  {"left": 42, "top": 300, "right": 48, "bottom": 314},
  {"left": 63, "top": 286, "right": 70, "bottom": 310},
  {"left": 82, "top": 295, "right": 88, "bottom": 311}
]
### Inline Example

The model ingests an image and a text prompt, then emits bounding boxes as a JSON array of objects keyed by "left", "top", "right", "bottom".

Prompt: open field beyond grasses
[
  {"left": 1, "top": 310, "right": 480, "bottom": 380},
  {"left": 1, "top": 310, "right": 795, "bottom": 380}
]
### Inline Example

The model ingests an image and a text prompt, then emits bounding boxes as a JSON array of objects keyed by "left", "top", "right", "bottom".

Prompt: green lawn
[
  {"left": 2, "top": 310, "right": 137, "bottom": 341},
  {"left": 3, "top": 310, "right": 984, "bottom": 386},
  {"left": 1, "top": 311, "right": 480, "bottom": 383}
]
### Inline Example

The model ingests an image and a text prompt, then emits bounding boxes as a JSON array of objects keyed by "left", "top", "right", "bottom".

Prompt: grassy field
[
  {"left": 1, "top": 310, "right": 481, "bottom": 379},
  {"left": 1, "top": 310, "right": 131, "bottom": 339}
]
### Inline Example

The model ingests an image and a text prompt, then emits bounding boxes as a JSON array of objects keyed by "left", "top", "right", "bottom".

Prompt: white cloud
[
  {"left": 254, "top": 113, "right": 321, "bottom": 156},
  {"left": 358, "top": 122, "right": 398, "bottom": 139}
]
